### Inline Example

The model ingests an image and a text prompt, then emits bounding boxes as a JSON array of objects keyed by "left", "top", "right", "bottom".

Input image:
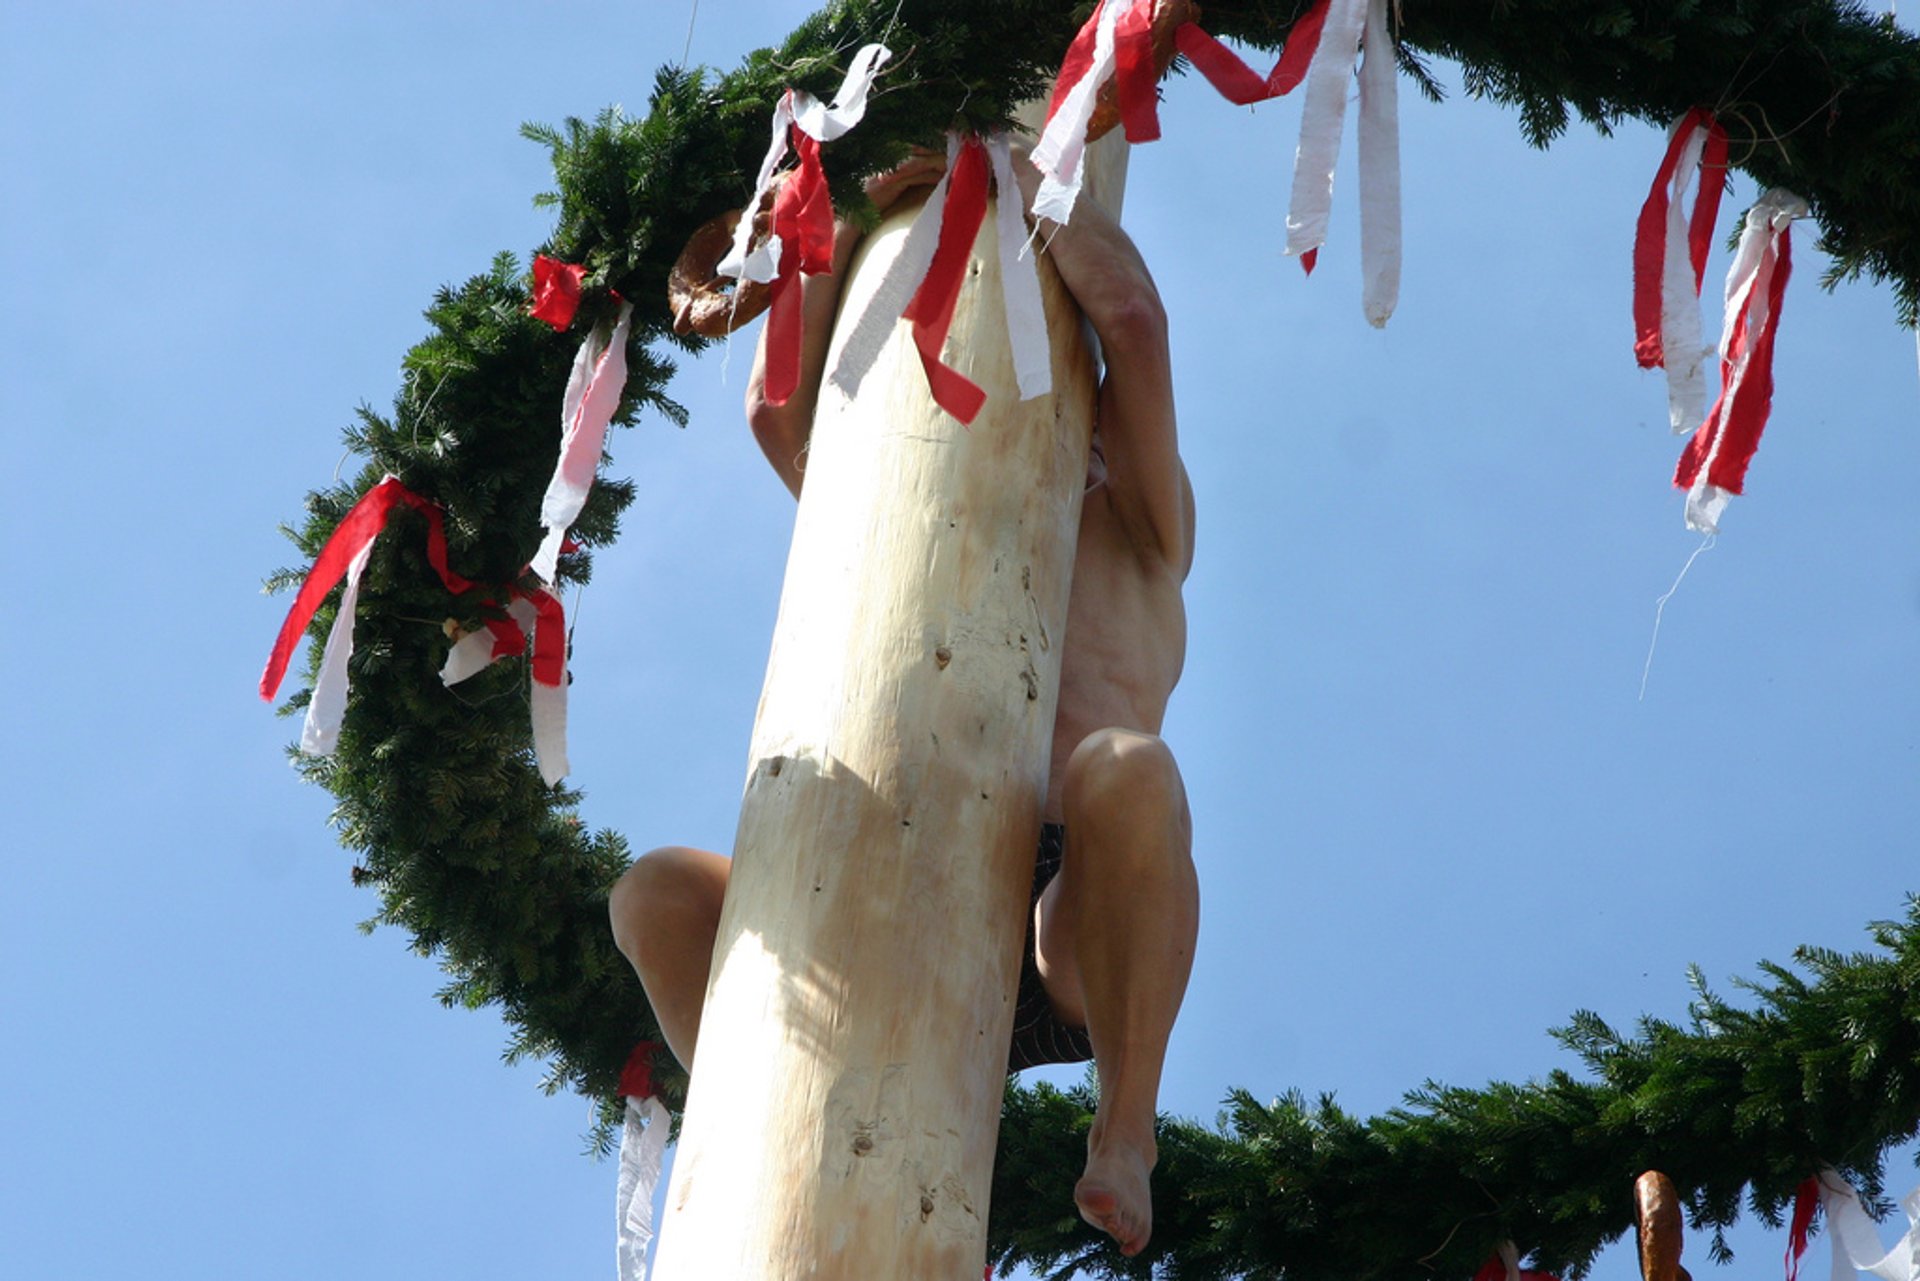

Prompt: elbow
[
  {"left": 1091, "top": 285, "right": 1168, "bottom": 359},
  {"left": 745, "top": 375, "right": 810, "bottom": 497}
]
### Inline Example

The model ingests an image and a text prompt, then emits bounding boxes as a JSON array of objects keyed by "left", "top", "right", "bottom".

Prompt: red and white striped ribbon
[
  {"left": 438, "top": 585, "right": 570, "bottom": 785},
  {"left": 1030, "top": 0, "right": 1141, "bottom": 226},
  {"left": 261, "top": 476, "right": 471, "bottom": 754},
  {"left": 1674, "top": 188, "right": 1804, "bottom": 533},
  {"left": 1633, "top": 109, "right": 1729, "bottom": 432},
  {"left": 1816, "top": 1169, "right": 1920, "bottom": 1281},
  {"left": 531, "top": 301, "right": 633, "bottom": 584},
  {"left": 717, "top": 43, "right": 890, "bottom": 286}
]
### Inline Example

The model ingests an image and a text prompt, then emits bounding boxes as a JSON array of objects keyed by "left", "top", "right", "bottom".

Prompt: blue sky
[{"left": 4, "top": 3, "right": 1916, "bottom": 1279}]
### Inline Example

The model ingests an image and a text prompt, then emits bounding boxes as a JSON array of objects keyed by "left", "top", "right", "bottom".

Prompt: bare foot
[{"left": 1073, "top": 1135, "right": 1156, "bottom": 1257}]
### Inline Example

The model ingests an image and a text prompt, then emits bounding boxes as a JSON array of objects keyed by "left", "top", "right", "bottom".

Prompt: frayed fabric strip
[
  {"left": 533, "top": 302, "right": 633, "bottom": 584},
  {"left": 1633, "top": 109, "right": 1728, "bottom": 432},
  {"left": 1816, "top": 1169, "right": 1920, "bottom": 1281},
  {"left": 1356, "top": 0, "right": 1400, "bottom": 327},
  {"left": 1032, "top": 0, "right": 1137, "bottom": 226},
  {"left": 988, "top": 134, "right": 1052, "bottom": 401},
  {"left": 1284, "top": 0, "right": 1368, "bottom": 268},
  {"left": 828, "top": 156, "right": 956, "bottom": 400},
  {"left": 1674, "top": 188, "right": 1804, "bottom": 533},
  {"left": 616, "top": 1094, "right": 671, "bottom": 1281}
]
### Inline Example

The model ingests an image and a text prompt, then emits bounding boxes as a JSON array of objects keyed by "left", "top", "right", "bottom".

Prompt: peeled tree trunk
[{"left": 650, "top": 139, "right": 1127, "bottom": 1280}]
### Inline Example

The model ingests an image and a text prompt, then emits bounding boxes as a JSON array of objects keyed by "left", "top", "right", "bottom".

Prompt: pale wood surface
[{"left": 652, "top": 137, "right": 1123, "bottom": 1281}]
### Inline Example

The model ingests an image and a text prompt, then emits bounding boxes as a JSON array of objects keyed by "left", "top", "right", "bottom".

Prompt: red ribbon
[
  {"left": 1472, "top": 1253, "right": 1560, "bottom": 1281},
  {"left": 1784, "top": 1175, "right": 1820, "bottom": 1281},
  {"left": 1046, "top": 2, "right": 1105, "bottom": 124},
  {"left": 1112, "top": 0, "right": 1163, "bottom": 142},
  {"left": 761, "top": 126, "right": 838, "bottom": 407},
  {"left": 1632, "top": 108, "right": 1728, "bottom": 368},
  {"left": 620, "top": 1041, "right": 663, "bottom": 1100},
  {"left": 1175, "top": 0, "right": 1330, "bottom": 105},
  {"left": 1673, "top": 220, "right": 1793, "bottom": 497},
  {"left": 901, "top": 136, "right": 991, "bottom": 424},
  {"left": 260, "top": 478, "right": 472, "bottom": 701},
  {"left": 529, "top": 255, "right": 588, "bottom": 331},
  {"left": 263, "top": 476, "right": 566, "bottom": 700}
]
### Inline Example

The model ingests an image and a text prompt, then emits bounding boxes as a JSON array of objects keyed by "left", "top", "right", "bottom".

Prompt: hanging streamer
[
  {"left": 1674, "top": 188, "right": 1805, "bottom": 533},
  {"left": 1817, "top": 1168, "right": 1920, "bottom": 1281},
  {"left": 261, "top": 476, "right": 471, "bottom": 752},
  {"left": 901, "top": 135, "right": 993, "bottom": 424},
  {"left": 1174, "top": 0, "right": 1329, "bottom": 104},
  {"left": 438, "top": 587, "right": 571, "bottom": 786},
  {"left": 615, "top": 1043, "right": 670, "bottom": 1281},
  {"left": 531, "top": 301, "right": 634, "bottom": 584},
  {"left": 759, "top": 129, "right": 837, "bottom": 406},
  {"left": 1633, "top": 109, "right": 1729, "bottom": 432},
  {"left": 1285, "top": 0, "right": 1370, "bottom": 273},
  {"left": 1356, "top": 0, "right": 1400, "bottom": 326},
  {"left": 1031, "top": 0, "right": 1137, "bottom": 225},
  {"left": 1789, "top": 1175, "right": 1823, "bottom": 1281},
  {"left": 716, "top": 43, "right": 891, "bottom": 286},
  {"left": 987, "top": 134, "right": 1053, "bottom": 401}
]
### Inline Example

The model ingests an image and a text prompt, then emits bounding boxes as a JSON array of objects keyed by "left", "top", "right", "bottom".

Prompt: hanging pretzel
[
  {"left": 667, "top": 192, "right": 778, "bottom": 338},
  {"left": 1635, "top": 1170, "right": 1691, "bottom": 1281}
]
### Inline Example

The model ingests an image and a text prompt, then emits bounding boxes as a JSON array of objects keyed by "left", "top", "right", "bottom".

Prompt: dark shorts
[{"left": 1007, "top": 823, "right": 1095, "bottom": 1073}]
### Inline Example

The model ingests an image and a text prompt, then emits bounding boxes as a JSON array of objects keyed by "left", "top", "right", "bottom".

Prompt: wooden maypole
[{"left": 650, "top": 139, "right": 1128, "bottom": 1281}]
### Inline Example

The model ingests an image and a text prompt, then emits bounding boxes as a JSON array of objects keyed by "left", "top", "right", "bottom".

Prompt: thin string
[
  {"left": 1639, "top": 533, "right": 1716, "bottom": 700},
  {"left": 680, "top": 0, "right": 701, "bottom": 67}
]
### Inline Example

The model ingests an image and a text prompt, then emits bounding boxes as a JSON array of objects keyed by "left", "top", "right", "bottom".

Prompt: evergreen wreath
[{"left": 265, "top": 3, "right": 1920, "bottom": 1277}]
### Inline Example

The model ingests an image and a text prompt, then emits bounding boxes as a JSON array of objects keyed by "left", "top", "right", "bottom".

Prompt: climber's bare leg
[
  {"left": 608, "top": 845, "right": 730, "bottom": 1071},
  {"left": 1037, "top": 728, "right": 1197, "bottom": 1257}
]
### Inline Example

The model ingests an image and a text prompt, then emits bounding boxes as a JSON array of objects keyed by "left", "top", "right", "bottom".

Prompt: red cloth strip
[
  {"left": 901, "top": 137, "right": 991, "bottom": 424},
  {"left": 1113, "top": 0, "right": 1162, "bottom": 142},
  {"left": 1675, "top": 224, "right": 1792, "bottom": 494},
  {"left": 525, "top": 584, "right": 567, "bottom": 687},
  {"left": 760, "top": 130, "right": 836, "bottom": 407},
  {"left": 1785, "top": 1176, "right": 1820, "bottom": 1281},
  {"left": 619, "top": 1041, "right": 662, "bottom": 1100},
  {"left": 1688, "top": 119, "right": 1730, "bottom": 292},
  {"left": 1047, "top": 1, "right": 1106, "bottom": 123},
  {"left": 1174, "top": 0, "right": 1329, "bottom": 105},
  {"left": 260, "top": 478, "right": 468, "bottom": 700},
  {"left": 1633, "top": 108, "right": 1715, "bottom": 369},
  {"left": 481, "top": 614, "right": 527, "bottom": 662},
  {"left": 529, "top": 255, "right": 587, "bottom": 331}
]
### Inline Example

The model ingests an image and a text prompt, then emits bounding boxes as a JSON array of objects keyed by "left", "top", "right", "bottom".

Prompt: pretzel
[{"left": 667, "top": 198, "right": 776, "bottom": 338}]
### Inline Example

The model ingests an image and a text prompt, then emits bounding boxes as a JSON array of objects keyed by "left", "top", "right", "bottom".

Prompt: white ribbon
[
  {"left": 532, "top": 301, "right": 633, "bottom": 585},
  {"left": 1030, "top": 0, "right": 1138, "bottom": 226},
  {"left": 299, "top": 539, "right": 377, "bottom": 756},
  {"left": 616, "top": 1094, "right": 671, "bottom": 1281},
  {"left": 1285, "top": 0, "right": 1368, "bottom": 263},
  {"left": 717, "top": 43, "right": 892, "bottom": 285},
  {"left": 826, "top": 140, "right": 958, "bottom": 399},
  {"left": 1356, "top": 0, "right": 1400, "bottom": 327},
  {"left": 437, "top": 592, "right": 570, "bottom": 786},
  {"left": 988, "top": 133, "right": 1053, "bottom": 400},
  {"left": 1819, "top": 1169, "right": 1920, "bottom": 1281},
  {"left": 1683, "top": 188, "right": 1805, "bottom": 534},
  {"left": 1658, "top": 118, "right": 1715, "bottom": 433}
]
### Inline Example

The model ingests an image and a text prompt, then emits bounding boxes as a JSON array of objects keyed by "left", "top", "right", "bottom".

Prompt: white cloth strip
[
  {"left": 988, "top": 134, "right": 1053, "bottom": 400},
  {"left": 1285, "top": 0, "right": 1369, "bottom": 261},
  {"left": 1659, "top": 118, "right": 1712, "bottom": 433},
  {"left": 718, "top": 94, "right": 797, "bottom": 285},
  {"left": 616, "top": 1094, "right": 671, "bottom": 1281},
  {"left": 518, "top": 590, "right": 570, "bottom": 786},
  {"left": 1031, "top": 0, "right": 1136, "bottom": 226},
  {"left": 1683, "top": 189, "right": 1803, "bottom": 533},
  {"left": 719, "top": 44, "right": 891, "bottom": 284},
  {"left": 1820, "top": 1169, "right": 1920, "bottom": 1281},
  {"left": 299, "top": 540, "right": 376, "bottom": 756},
  {"left": 1356, "top": 0, "right": 1400, "bottom": 326},
  {"left": 792, "top": 42, "right": 891, "bottom": 142},
  {"left": 826, "top": 151, "right": 956, "bottom": 399},
  {"left": 533, "top": 302, "right": 634, "bottom": 584},
  {"left": 438, "top": 627, "right": 498, "bottom": 687}
]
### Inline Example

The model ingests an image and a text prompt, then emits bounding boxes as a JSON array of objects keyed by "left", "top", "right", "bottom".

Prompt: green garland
[{"left": 268, "top": 2, "right": 1920, "bottom": 1276}]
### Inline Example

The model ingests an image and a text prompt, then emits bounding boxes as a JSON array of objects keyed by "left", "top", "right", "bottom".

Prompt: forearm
[{"left": 745, "top": 221, "right": 866, "bottom": 497}]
